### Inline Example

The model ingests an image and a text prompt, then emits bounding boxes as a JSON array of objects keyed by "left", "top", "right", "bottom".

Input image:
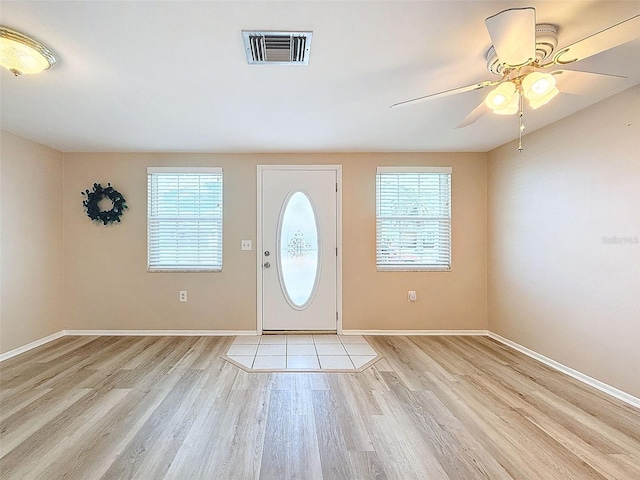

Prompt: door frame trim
[{"left": 256, "top": 165, "right": 342, "bottom": 335}]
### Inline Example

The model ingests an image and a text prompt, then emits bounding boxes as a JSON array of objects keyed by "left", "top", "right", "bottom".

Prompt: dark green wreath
[{"left": 82, "top": 183, "right": 128, "bottom": 225}]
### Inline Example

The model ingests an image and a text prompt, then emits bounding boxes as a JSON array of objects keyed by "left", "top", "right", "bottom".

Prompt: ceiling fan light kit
[
  {"left": 0, "top": 26, "right": 56, "bottom": 76},
  {"left": 391, "top": 8, "right": 640, "bottom": 151},
  {"left": 487, "top": 70, "right": 560, "bottom": 113}
]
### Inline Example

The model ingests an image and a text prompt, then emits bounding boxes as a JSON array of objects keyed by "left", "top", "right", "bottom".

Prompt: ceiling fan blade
[
  {"left": 390, "top": 80, "right": 495, "bottom": 109},
  {"left": 553, "top": 14, "right": 640, "bottom": 65},
  {"left": 485, "top": 7, "right": 536, "bottom": 67},
  {"left": 551, "top": 69, "right": 627, "bottom": 95},
  {"left": 455, "top": 102, "right": 489, "bottom": 129}
]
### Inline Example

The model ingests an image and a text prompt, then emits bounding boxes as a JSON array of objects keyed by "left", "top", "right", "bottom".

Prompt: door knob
[{"left": 263, "top": 262, "right": 271, "bottom": 268}]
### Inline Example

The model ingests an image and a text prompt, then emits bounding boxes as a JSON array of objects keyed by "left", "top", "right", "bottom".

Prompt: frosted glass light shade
[
  {"left": 485, "top": 82, "right": 516, "bottom": 112},
  {"left": 523, "top": 71, "right": 554, "bottom": 96},
  {"left": 523, "top": 72, "right": 559, "bottom": 109},
  {"left": 0, "top": 27, "right": 56, "bottom": 76},
  {"left": 494, "top": 92, "right": 520, "bottom": 115},
  {"left": 528, "top": 85, "right": 559, "bottom": 109}
]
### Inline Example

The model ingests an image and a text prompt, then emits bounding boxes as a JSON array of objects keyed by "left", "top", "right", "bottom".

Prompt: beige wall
[
  {"left": 63, "top": 152, "right": 487, "bottom": 332},
  {"left": 5, "top": 84, "right": 638, "bottom": 400},
  {"left": 488, "top": 85, "right": 640, "bottom": 397},
  {"left": 343, "top": 154, "right": 487, "bottom": 330},
  {"left": 1, "top": 131, "right": 64, "bottom": 354}
]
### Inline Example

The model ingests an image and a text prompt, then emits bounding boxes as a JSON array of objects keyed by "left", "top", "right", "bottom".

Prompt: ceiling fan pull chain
[{"left": 517, "top": 92, "right": 525, "bottom": 152}]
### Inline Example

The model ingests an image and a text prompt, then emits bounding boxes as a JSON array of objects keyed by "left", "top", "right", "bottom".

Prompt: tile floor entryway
[{"left": 223, "top": 334, "right": 380, "bottom": 372}]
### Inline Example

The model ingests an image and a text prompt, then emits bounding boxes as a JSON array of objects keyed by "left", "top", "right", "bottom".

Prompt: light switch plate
[{"left": 241, "top": 240, "right": 252, "bottom": 251}]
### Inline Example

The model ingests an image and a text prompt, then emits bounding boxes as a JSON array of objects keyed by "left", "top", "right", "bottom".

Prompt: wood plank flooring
[{"left": 1, "top": 335, "right": 639, "bottom": 479}]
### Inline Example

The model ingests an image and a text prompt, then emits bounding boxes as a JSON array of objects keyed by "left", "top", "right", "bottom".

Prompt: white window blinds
[
  {"left": 147, "top": 167, "right": 223, "bottom": 272},
  {"left": 376, "top": 167, "right": 451, "bottom": 271}
]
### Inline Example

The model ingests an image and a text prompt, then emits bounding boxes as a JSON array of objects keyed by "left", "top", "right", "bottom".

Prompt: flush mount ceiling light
[{"left": 0, "top": 26, "right": 56, "bottom": 76}]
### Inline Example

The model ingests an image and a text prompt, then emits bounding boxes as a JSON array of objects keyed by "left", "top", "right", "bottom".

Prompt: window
[
  {"left": 147, "top": 167, "right": 223, "bottom": 272},
  {"left": 376, "top": 166, "right": 451, "bottom": 271}
]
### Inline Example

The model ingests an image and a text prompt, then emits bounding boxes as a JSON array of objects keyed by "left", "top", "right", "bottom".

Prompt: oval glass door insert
[{"left": 278, "top": 191, "right": 320, "bottom": 309}]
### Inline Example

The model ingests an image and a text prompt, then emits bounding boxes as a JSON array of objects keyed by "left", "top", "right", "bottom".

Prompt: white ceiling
[{"left": 1, "top": 1, "right": 639, "bottom": 153}]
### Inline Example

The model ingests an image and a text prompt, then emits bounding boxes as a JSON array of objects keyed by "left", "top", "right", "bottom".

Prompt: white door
[{"left": 259, "top": 167, "right": 338, "bottom": 331}]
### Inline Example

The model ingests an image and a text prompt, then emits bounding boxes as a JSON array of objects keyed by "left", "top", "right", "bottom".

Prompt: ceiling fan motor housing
[{"left": 486, "top": 24, "right": 558, "bottom": 75}]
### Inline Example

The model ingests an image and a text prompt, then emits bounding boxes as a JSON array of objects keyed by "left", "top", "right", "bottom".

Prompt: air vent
[{"left": 242, "top": 31, "right": 312, "bottom": 65}]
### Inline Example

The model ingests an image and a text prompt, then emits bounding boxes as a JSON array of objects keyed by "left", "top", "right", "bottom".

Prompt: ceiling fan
[{"left": 391, "top": 7, "right": 640, "bottom": 151}]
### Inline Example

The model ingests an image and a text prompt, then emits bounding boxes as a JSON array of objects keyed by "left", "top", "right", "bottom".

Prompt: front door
[{"left": 259, "top": 167, "right": 339, "bottom": 331}]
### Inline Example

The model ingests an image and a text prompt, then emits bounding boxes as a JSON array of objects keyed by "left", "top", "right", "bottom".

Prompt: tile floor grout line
[{"left": 228, "top": 334, "right": 378, "bottom": 372}]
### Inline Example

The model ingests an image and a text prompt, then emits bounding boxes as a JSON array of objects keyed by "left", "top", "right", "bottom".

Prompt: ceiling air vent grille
[{"left": 242, "top": 31, "right": 312, "bottom": 65}]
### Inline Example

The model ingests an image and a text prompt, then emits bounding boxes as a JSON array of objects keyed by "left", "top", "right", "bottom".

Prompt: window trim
[
  {"left": 376, "top": 166, "right": 452, "bottom": 272},
  {"left": 147, "top": 166, "right": 223, "bottom": 273}
]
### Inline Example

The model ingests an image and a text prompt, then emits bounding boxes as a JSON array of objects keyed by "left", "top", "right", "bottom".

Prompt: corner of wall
[
  {"left": 61, "top": 151, "right": 68, "bottom": 331},
  {"left": 0, "top": 131, "right": 66, "bottom": 353}
]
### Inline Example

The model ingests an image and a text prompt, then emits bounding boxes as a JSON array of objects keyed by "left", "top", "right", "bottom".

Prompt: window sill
[
  {"left": 147, "top": 268, "right": 223, "bottom": 273},
  {"left": 376, "top": 266, "right": 451, "bottom": 272}
]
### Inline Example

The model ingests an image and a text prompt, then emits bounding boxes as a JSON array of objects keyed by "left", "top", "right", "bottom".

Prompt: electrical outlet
[
  {"left": 241, "top": 240, "right": 252, "bottom": 251},
  {"left": 179, "top": 291, "right": 187, "bottom": 302},
  {"left": 408, "top": 291, "right": 417, "bottom": 302}
]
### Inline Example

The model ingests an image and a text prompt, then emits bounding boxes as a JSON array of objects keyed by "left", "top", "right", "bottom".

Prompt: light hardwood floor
[{"left": 1, "top": 335, "right": 639, "bottom": 479}]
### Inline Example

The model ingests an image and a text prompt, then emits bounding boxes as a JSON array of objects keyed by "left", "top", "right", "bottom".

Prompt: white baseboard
[
  {"left": 342, "top": 329, "right": 490, "bottom": 336},
  {"left": 487, "top": 332, "right": 640, "bottom": 410},
  {"left": 64, "top": 329, "right": 258, "bottom": 337},
  {"left": 0, "top": 330, "right": 65, "bottom": 362}
]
